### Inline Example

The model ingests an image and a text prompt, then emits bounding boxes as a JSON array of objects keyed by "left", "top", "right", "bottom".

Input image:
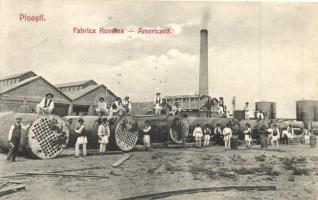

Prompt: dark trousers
[
  {"left": 281, "top": 136, "right": 288, "bottom": 145},
  {"left": 7, "top": 138, "right": 20, "bottom": 162}
]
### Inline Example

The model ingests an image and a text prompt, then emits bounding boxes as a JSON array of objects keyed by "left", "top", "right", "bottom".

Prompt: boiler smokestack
[{"left": 199, "top": 29, "right": 208, "bottom": 96}]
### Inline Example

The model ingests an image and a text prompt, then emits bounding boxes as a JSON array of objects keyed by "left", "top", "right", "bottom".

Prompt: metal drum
[
  {"left": 28, "top": 115, "right": 69, "bottom": 159},
  {"left": 64, "top": 116, "right": 139, "bottom": 151},
  {"left": 0, "top": 112, "right": 69, "bottom": 159}
]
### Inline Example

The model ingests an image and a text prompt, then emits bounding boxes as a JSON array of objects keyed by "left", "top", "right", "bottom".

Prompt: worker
[
  {"left": 303, "top": 128, "right": 311, "bottom": 145},
  {"left": 193, "top": 124, "right": 203, "bottom": 148},
  {"left": 75, "top": 118, "right": 87, "bottom": 157},
  {"left": 271, "top": 124, "right": 280, "bottom": 148},
  {"left": 218, "top": 97, "right": 224, "bottom": 115},
  {"left": 281, "top": 128, "right": 289, "bottom": 145},
  {"left": 142, "top": 120, "right": 152, "bottom": 151},
  {"left": 223, "top": 123, "right": 232, "bottom": 149},
  {"left": 36, "top": 93, "right": 55, "bottom": 114},
  {"left": 95, "top": 97, "right": 108, "bottom": 116},
  {"left": 98, "top": 118, "right": 110, "bottom": 153},
  {"left": 287, "top": 125, "right": 294, "bottom": 136},
  {"left": 224, "top": 106, "right": 230, "bottom": 118},
  {"left": 7, "top": 117, "right": 30, "bottom": 162},
  {"left": 243, "top": 123, "right": 252, "bottom": 148},
  {"left": 154, "top": 88, "right": 162, "bottom": 115},
  {"left": 122, "top": 96, "right": 132, "bottom": 115},
  {"left": 214, "top": 123, "right": 223, "bottom": 145},
  {"left": 109, "top": 97, "right": 122, "bottom": 118},
  {"left": 203, "top": 124, "right": 212, "bottom": 147},
  {"left": 244, "top": 102, "right": 250, "bottom": 120},
  {"left": 170, "top": 101, "right": 181, "bottom": 115}
]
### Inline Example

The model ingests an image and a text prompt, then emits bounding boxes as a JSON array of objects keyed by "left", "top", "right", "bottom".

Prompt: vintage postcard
[{"left": 0, "top": 1, "right": 317, "bottom": 199}]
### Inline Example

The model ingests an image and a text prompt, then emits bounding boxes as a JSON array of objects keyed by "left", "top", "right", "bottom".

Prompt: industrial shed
[
  {"left": 0, "top": 73, "right": 72, "bottom": 116},
  {"left": 56, "top": 81, "right": 117, "bottom": 116}
]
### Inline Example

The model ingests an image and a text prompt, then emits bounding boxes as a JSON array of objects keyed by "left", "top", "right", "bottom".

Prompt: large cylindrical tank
[
  {"left": 132, "top": 115, "right": 189, "bottom": 144},
  {"left": 0, "top": 112, "right": 69, "bottom": 159},
  {"left": 64, "top": 116, "right": 139, "bottom": 151},
  {"left": 296, "top": 100, "right": 318, "bottom": 127},
  {"left": 255, "top": 102, "right": 276, "bottom": 120}
]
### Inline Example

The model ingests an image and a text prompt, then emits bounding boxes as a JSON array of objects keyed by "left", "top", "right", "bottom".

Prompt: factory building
[
  {"left": 56, "top": 80, "right": 117, "bottom": 116},
  {"left": 296, "top": 100, "right": 318, "bottom": 127},
  {"left": 0, "top": 71, "right": 71, "bottom": 116}
]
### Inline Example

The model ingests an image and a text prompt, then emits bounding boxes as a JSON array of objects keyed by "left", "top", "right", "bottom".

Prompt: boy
[
  {"left": 154, "top": 89, "right": 162, "bottom": 115},
  {"left": 75, "top": 118, "right": 87, "bottom": 157},
  {"left": 142, "top": 121, "right": 152, "bottom": 151},
  {"left": 98, "top": 118, "right": 110, "bottom": 152},
  {"left": 203, "top": 124, "right": 212, "bottom": 147},
  {"left": 7, "top": 117, "right": 30, "bottom": 162},
  {"left": 193, "top": 124, "right": 203, "bottom": 148}
]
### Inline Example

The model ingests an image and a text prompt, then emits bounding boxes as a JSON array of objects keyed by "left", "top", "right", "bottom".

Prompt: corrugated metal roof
[
  {"left": 0, "top": 76, "right": 72, "bottom": 101},
  {"left": 63, "top": 84, "right": 104, "bottom": 101},
  {"left": 0, "top": 71, "right": 36, "bottom": 82},
  {"left": 55, "top": 80, "right": 97, "bottom": 88}
]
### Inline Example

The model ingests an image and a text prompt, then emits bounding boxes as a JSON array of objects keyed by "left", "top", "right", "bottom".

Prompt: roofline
[
  {"left": 55, "top": 79, "right": 97, "bottom": 88},
  {"left": 0, "top": 76, "right": 72, "bottom": 101},
  {"left": 71, "top": 84, "right": 107, "bottom": 101},
  {"left": 0, "top": 71, "right": 36, "bottom": 82}
]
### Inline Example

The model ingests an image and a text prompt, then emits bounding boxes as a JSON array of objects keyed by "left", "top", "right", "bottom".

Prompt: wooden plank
[
  {"left": 0, "top": 182, "right": 8, "bottom": 189},
  {"left": 16, "top": 172, "right": 109, "bottom": 179},
  {"left": 0, "top": 185, "right": 25, "bottom": 197},
  {"left": 50, "top": 166, "right": 105, "bottom": 173},
  {"left": 119, "top": 186, "right": 276, "bottom": 200},
  {"left": 112, "top": 154, "right": 134, "bottom": 167}
]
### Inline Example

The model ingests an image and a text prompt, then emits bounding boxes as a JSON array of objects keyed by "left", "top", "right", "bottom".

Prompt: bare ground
[{"left": 0, "top": 144, "right": 318, "bottom": 200}]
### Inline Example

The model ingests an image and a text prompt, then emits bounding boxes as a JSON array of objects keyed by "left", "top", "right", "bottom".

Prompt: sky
[{"left": 0, "top": 0, "right": 317, "bottom": 118}]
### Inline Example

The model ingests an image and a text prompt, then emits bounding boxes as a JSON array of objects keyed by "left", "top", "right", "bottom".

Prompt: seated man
[
  {"left": 170, "top": 101, "right": 181, "bottom": 115},
  {"left": 122, "top": 96, "right": 132, "bottom": 115},
  {"left": 95, "top": 97, "right": 108, "bottom": 116},
  {"left": 36, "top": 93, "right": 54, "bottom": 114}
]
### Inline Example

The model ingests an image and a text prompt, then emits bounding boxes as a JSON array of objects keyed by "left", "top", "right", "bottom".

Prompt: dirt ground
[{"left": 0, "top": 144, "right": 318, "bottom": 200}]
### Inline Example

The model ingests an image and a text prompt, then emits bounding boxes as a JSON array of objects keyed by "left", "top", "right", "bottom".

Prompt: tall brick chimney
[{"left": 199, "top": 29, "right": 208, "bottom": 96}]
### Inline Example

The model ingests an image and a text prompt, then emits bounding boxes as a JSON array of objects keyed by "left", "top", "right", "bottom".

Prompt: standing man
[
  {"left": 203, "top": 124, "right": 212, "bottom": 147},
  {"left": 154, "top": 88, "right": 162, "bottom": 115},
  {"left": 98, "top": 118, "right": 110, "bottom": 153},
  {"left": 142, "top": 120, "right": 152, "bottom": 151},
  {"left": 223, "top": 123, "right": 232, "bottom": 150},
  {"left": 75, "top": 118, "right": 87, "bottom": 157},
  {"left": 214, "top": 123, "right": 223, "bottom": 146},
  {"left": 7, "top": 117, "right": 30, "bottom": 162},
  {"left": 243, "top": 123, "right": 252, "bottom": 148},
  {"left": 244, "top": 102, "right": 250, "bottom": 120},
  {"left": 271, "top": 124, "right": 280, "bottom": 148},
  {"left": 36, "top": 93, "right": 55, "bottom": 114}
]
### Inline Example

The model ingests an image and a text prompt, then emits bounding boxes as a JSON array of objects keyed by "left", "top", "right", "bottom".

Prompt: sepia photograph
[{"left": 0, "top": 0, "right": 318, "bottom": 199}]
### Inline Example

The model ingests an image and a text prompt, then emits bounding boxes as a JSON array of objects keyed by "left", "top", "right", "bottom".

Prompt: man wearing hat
[
  {"left": 36, "top": 93, "right": 55, "bottom": 114},
  {"left": 95, "top": 97, "right": 108, "bottom": 116},
  {"left": 142, "top": 120, "right": 152, "bottom": 151},
  {"left": 75, "top": 118, "right": 87, "bottom": 157},
  {"left": 97, "top": 118, "right": 110, "bottom": 153},
  {"left": 7, "top": 117, "right": 30, "bottom": 162},
  {"left": 122, "top": 96, "right": 132, "bottom": 115},
  {"left": 154, "top": 88, "right": 162, "bottom": 115}
]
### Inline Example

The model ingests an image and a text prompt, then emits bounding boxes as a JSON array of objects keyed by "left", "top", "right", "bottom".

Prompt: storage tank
[
  {"left": 296, "top": 100, "right": 318, "bottom": 127},
  {"left": 255, "top": 102, "right": 276, "bottom": 120}
]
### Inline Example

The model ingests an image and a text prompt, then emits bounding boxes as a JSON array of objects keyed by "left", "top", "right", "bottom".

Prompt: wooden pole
[
  {"left": 16, "top": 172, "right": 109, "bottom": 179},
  {"left": 0, "top": 185, "right": 25, "bottom": 197}
]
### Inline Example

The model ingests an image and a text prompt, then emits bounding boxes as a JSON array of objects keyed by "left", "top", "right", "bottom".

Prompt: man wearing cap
[
  {"left": 122, "top": 96, "right": 132, "bottom": 115},
  {"left": 95, "top": 97, "right": 108, "bottom": 116},
  {"left": 75, "top": 118, "right": 87, "bottom": 157},
  {"left": 36, "top": 93, "right": 55, "bottom": 114},
  {"left": 154, "top": 88, "right": 162, "bottom": 115},
  {"left": 7, "top": 117, "right": 30, "bottom": 162},
  {"left": 98, "top": 118, "right": 110, "bottom": 153}
]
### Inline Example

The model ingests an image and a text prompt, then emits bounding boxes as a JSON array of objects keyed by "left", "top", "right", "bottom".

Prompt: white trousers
[
  {"left": 143, "top": 135, "right": 150, "bottom": 148},
  {"left": 99, "top": 143, "right": 107, "bottom": 152},
  {"left": 224, "top": 139, "right": 231, "bottom": 149},
  {"left": 75, "top": 137, "right": 87, "bottom": 156}
]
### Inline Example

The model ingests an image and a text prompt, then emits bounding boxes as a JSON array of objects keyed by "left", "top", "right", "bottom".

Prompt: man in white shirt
[
  {"left": 154, "top": 88, "right": 162, "bottom": 115},
  {"left": 95, "top": 97, "right": 108, "bottom": 116},
  {"left": 36, "top": 93, "right": 55, "bottom": 114},
  {"left": 7, "top": 117, "right": 30, "bottom": 162},
  {"left": 223, "top": 123, "right": 232, "bottom": 149}
]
